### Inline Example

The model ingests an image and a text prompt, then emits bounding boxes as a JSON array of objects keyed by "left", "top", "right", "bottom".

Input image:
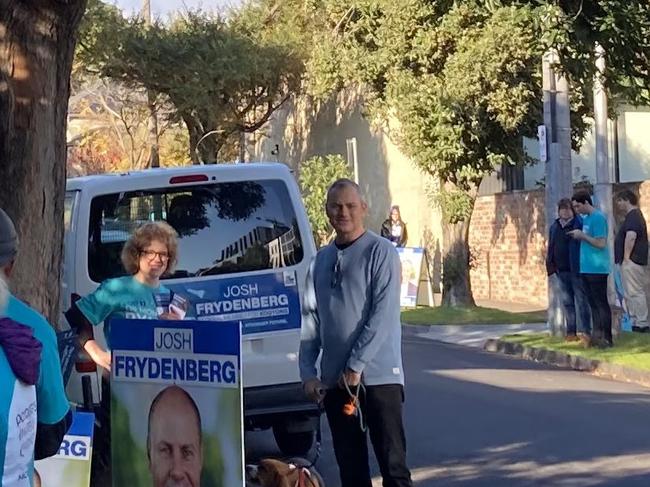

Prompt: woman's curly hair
[{"left": 121, "top": 222, "right": 179, "bottom": 276}]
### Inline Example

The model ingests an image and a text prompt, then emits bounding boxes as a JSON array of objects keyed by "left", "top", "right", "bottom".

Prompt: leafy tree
[
  {"left": 67, "top": 130, "right": 123, "bottom": 176},
  {"left": 306, "top": 0, "right": 650, "bottom": 306},
  {"left": 76, "top": 0, "right": 304, "bottom": 163},
  {"left": 0, "top": 0, "right": 87, "bottom": 322},
  {"left": 299, "top": 154, "right": 353, "bottom": 246},
  {"left": 68, "top": 76, "right": 187, "bottom": 173}
]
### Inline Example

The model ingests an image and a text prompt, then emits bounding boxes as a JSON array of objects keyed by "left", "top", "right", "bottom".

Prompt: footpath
[{"left": 405, "top": 299, "right": 650, "bottom": 389}]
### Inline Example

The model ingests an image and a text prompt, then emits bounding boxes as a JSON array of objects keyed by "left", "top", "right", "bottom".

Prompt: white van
[{"left": 63, "top": 163, "right": 319, "bottom": 455}]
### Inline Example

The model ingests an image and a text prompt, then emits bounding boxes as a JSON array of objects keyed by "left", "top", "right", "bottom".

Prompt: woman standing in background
[{"left": 381, "top": 205, "right": 409, "bottom": 247}]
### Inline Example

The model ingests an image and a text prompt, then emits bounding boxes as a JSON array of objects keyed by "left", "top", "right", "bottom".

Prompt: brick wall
[
  {"left": 469, "top": 181, "right": 650, "bottom": 307},
  {"left": 469, "top": 189, "right": 548, "bottom": 307}
]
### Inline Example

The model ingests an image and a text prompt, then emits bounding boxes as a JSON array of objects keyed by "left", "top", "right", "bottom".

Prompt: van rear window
[{"left": 88, "top": 180, "right": 304, "bottom": 282}]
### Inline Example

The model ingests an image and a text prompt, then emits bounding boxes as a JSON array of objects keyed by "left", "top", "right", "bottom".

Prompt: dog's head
[{"left": 245, "top": 458, "right": 321, "bottom": 487}]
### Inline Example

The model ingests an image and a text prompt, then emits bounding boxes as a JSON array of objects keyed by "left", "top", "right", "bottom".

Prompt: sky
[{"left": 112, "top": 0, "right": 242, "bottom": 18}]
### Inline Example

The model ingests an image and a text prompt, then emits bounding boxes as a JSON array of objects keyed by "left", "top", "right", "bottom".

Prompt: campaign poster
[
  {"left": 110, "top": 319, "right": 244, "bottom": 487},
  {"left": 33, "top": 411, "right": 94, "bottom": 487},
  {"left": 397, "top": 247, "right": 425, "bottom": 308},
  {"left": 167, "top": 270, "right": 300, "bottom": 334}
]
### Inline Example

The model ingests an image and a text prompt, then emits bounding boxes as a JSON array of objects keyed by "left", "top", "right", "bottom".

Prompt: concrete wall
[
  {"left": 523, "top": 105, "right": 650, "bottom": 190},
  {"left": 250, "top": 91, "right": 444, "bottom": 290},
  {"left": 617, "top": 107, "right": 650, "bottom": 182}
]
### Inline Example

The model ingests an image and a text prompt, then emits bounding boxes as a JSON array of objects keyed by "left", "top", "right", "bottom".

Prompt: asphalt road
[{"left": 246, "top": 330, "right": 650, "bottom": 486}]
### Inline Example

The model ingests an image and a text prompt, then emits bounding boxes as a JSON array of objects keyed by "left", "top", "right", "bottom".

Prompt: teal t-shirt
[
  {"left": 77, "top": 276, "right": 170, "bottom": 349},
  {"left": 580, "top": 210, "right": 611, "bottom": 274},
  {"left": 0, "top": 296, "right": 70, "bottom": 486}
]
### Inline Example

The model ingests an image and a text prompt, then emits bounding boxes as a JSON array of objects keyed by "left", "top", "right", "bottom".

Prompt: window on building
[{"left": 478, "top": 163, "right": 525, "bottom": 195}]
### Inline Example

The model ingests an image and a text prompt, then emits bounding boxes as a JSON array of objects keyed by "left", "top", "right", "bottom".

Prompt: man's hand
[
  {"left": 567, "top": 229, "right": 585, "bottom": 240},
  {"left": 338, "top": 368, "right": 361, "bottom": 389},
  {"left": 303, "top": 378, "right": 326, "bottom": 404},
  {"left": 84, "top": 339, "right": 111, "bottom": 371}
]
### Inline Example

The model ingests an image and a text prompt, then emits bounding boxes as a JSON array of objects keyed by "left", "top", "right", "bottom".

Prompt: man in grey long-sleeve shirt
[{"left": 300, "top": 179, "right": 412, "bottom": 487}]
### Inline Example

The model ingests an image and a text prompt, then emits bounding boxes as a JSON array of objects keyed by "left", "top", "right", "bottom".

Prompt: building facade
[{"left": 250, "top": 92, "right": 650, "bottom": 307}]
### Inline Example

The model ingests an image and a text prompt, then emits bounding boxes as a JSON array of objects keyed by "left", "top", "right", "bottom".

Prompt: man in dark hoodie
[
  {"left": 0, "top": 208, "right": 71, "bottom": 485},
  {"left": 546, "top": 198, "right": 592, "bottom": 342}
]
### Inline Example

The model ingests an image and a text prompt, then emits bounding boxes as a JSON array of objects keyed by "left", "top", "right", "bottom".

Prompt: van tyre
[{"left": 272, "top": 426, "right": 314, "bottom": 456}]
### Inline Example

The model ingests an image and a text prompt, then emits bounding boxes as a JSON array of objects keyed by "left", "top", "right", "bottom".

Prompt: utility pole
[
  {"left": 142, "top": 0, "right": 160, "bottom": 168},
  {"left": 592, "top": 43, "right": 616, "bottom": 300},
  {"left": 543, "top": 49, "right": 573, "bottom": 336}
]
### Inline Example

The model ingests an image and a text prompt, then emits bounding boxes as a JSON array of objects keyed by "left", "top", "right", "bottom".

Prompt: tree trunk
[
  {"left": 0, "top": 0, "right": 87, "bottom": 324},
  {"left": 441, "top": 218, "right": 476, "bottom": 307},
  {"left": 184, "top": 116, "right": 224, "bottom": 164},
  {"left": 239, "top": 130, "right": 246, "bottom": 163},
  {"left": 147, "top": 90, "right": 160, "bottom": 168}
]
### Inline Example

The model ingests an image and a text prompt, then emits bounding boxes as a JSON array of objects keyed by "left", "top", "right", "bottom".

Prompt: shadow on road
[{"left": 404, "top": 338, "right": 650, "bottom": 486}]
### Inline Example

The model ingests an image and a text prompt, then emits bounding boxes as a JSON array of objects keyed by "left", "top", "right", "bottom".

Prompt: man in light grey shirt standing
[{"left": 300, "top": 179, "right": 412, "bottom": 487}]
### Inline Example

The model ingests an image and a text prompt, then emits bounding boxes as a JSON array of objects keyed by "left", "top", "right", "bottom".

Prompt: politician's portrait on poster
[{"left": 109, "top": 319, "right": 244, "bottom": 487}]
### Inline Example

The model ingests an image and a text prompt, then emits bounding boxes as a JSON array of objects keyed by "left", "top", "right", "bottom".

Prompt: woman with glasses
[
  {"left": 69, "top": 221, "right": 181, "bottom": 370},
  {"left": 64, "top": 221, "right": 181, "bottom": 484}
]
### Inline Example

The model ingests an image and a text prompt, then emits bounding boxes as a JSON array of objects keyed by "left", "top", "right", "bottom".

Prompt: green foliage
[
  {"left": 534, "top": 0, "right": 650, "bottom": 107},
  {"left": 303, "top": 0, "right": 650, "bottom": 303},
  {"left": 306, "top": 0, "right": 650, "bottom": 216},
  {"left": 433, "top": 187, "right": 475, "bottom": 225},
  {"left": 298, "top": 154, "right": 353, "bottom": 246},
  {"left": 502, "top": 332, "right": 650, "bottom": 372},
  {"left": 110, "top": 396, "right": 150, "bottom": 486},
  {"left": 76, "top": 0, "right": 305, "bottom": 162},
  {"left": 402, "top": 306, "right": 547, "bottom": 325},
  {"left": 309, "top": 2, "right": 544, "bottom": 207}
]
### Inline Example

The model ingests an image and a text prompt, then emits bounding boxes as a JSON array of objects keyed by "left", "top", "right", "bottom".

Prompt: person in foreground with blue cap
[{"left": 0, "top": 208, "right": 71, "bottom": 486}]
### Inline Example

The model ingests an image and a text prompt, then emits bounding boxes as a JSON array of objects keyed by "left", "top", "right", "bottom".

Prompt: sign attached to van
[{"left": 167, "top": 271, "right": 300, "bottom": 334}]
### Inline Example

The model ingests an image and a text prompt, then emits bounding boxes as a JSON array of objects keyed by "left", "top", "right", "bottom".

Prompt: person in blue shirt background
[
  {"left": 569, "top": 191, "right": 613, "bottom": 348},
  {"left": 0, "top": 208, "right": 71, "bottom": 486}
]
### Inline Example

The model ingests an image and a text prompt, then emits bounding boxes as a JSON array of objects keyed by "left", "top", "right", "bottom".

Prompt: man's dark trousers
[
  {"left": 582, "top": 273, "right": 613, "bottom": 344},
  {"left": 323, "top": 384, "right": 412, "bottom": 487}
]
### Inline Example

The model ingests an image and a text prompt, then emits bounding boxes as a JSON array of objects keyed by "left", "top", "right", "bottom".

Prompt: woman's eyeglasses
[
  {"left": 140, "top": 250, "right": 170, "bottom": 262},
  {"left": 331, "top": 251, "right": 343, "bottom": 288}
]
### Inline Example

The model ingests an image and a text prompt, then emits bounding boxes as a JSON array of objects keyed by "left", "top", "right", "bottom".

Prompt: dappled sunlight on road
[
  {"left": 411, "top": 324, "right": 548, "bottom": 349},
  {"left": 428, "top": 368, "right": 650, "bottom": 399},
  {"left": 374, "top": 447, "right": 650, "bottom": 486}
]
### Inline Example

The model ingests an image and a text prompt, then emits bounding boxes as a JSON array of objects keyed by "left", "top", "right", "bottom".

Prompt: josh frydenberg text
[{"left": 112, "top": 327, "right": 238, "bottom": 388}]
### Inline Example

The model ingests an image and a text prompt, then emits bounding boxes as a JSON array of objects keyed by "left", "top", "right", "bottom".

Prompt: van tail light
[
  {"left": 70, "top": 293, "right": 97, "bottom": 373},
  {"left": 169, "top": 175, "right": 209, "bottom": 184},
  {"left": 75, "top": 354, "right": 97, "bottom": 373}
]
